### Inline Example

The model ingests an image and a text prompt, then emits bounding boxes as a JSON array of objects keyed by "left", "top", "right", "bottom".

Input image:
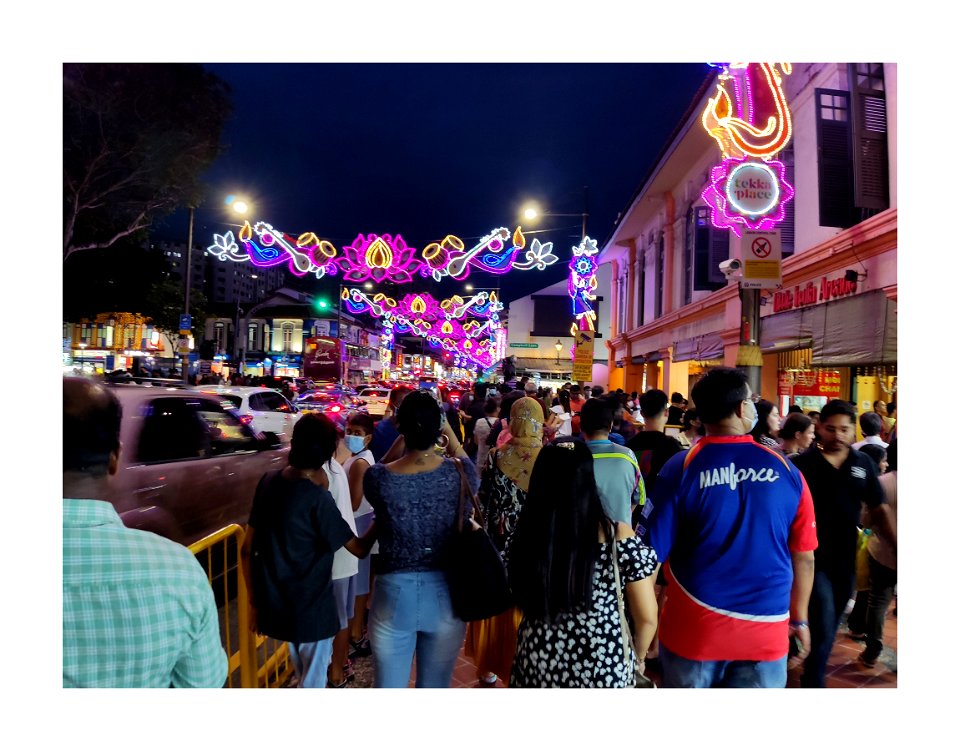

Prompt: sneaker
[
  {"left": 847, "top": 630, "right": 867, "bottom": 642},
  {"left": 477, "top": 673, "right": 498, "bottom": 687},
  {"left": 349, "top": 636, "right": 372, "bottom": 658},
  {"left": 859, "top": 648, "right": 881, "bottom": 668}
]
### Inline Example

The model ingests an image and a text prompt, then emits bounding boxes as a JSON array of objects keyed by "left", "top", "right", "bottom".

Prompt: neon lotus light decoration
[
  {"left": 568, "top": 236, "right": 600, "bottom": 333},
  {"left": 335, "top": 233, "right": 423, "bottom": 284},
  {"left": 207, "top": 221, "right": 338, "bottom": 278},
  {"left": 420, "top": 227, "right": 558, "bottom": 281},
  {"left": 700, "top": 63, "right": 795, "bottom": 235}
]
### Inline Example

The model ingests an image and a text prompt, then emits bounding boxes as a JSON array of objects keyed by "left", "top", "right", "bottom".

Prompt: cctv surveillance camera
[{"left": 719, "top": 258, "right": 742, "bottom": 276}]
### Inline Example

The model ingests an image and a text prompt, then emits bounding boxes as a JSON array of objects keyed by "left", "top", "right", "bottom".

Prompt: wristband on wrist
[{"left": 789, "top": 620, "right": 809, "bottom": 629}]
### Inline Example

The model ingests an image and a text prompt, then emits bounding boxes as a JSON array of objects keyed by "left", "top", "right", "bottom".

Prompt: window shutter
[
  {"left": 693, "top": 206, "right": 716, "bottom": 291},
  {"left": 816, "top": 88, "right": 856, "bottom": 228},
  {"left": 779, "top": 143, "right": 795, "bottom": 256},
  {"left": 707, "top": 226, "right": 729, "bottom": 288},
  {"left": 849, "top": 64, "right": 889, "bottom": 212},
  {"left": 683, "top": 205, "right": 694, "bottom": 305},
  {"left": 655, "top": 234, "right": 665, "bottom": 318}
]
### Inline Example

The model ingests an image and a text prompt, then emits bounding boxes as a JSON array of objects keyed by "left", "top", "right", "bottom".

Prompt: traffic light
[{"left": 314, "top": 297, "right": 330, "bottom": 312}]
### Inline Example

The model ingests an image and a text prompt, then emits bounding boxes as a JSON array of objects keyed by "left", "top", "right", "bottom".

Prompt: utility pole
[
  {"left": 181, "top": 206, "right": 195, "bottom": 385},
  {"left": 737, "top": 286, "right": 763, "bottom": 395}
]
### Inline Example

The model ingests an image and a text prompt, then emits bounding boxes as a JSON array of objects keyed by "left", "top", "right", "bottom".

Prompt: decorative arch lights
[
  {"left": 210, "top": 223, "right": 558, "bottom": 284},
  {"left": 424, "top": 227, "right": 558, "bottom": 281},
  {"left": 207, "top": 221, "right": 338, "bottom": 278},
  {"left": 568, "top": 236, "right": 600, "bottom": 332},
  {"left": 700, "top": 63, "right": 795, "bottom": 234}
]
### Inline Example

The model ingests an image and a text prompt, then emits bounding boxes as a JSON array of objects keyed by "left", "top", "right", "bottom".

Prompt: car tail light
[
  {"left": 239, "top": 414, "right": 254, "bottom": 425},
  {"left": 330, "top": 405, "right": 342, "bottom": 413}
]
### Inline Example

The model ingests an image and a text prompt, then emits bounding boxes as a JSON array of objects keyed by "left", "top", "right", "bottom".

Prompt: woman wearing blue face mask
[{"left": 342, "top": 412, "right": 378, "bottom": 668}]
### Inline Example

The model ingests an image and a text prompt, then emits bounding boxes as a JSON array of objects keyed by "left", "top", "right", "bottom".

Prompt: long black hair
[
  {"left": 506, "top": 441, "right": 605, "bottom": 623},
  {"left": 750, "top": 399, "right": 778, "bottom": 441}
]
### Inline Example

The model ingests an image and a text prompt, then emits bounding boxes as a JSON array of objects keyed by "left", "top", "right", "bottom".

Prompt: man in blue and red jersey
[{"left": 639, "top": 367, "right": 817, "bottom": 688}]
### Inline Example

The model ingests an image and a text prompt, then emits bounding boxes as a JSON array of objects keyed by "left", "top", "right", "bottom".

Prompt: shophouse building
[{"left": 600, "top": 63, "right": 896, "bottom": 418}]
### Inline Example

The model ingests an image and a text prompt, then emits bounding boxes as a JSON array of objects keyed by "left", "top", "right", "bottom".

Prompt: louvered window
[
  {"left": 849, "top": 63, "right": 890, "bottom": 214},
  {"left": 779, "top": 143, "right": 795, "bottom": 256},
  {"left": 816, "top": 88, "right": 856, "bottom": 228},
  {"left": 691, "top": 205, "right": 729, "bottom": 292}
]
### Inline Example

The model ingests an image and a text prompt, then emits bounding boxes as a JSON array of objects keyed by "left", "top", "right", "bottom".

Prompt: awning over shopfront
[
  {"left": 760, "top": 291, "right": 896, "bottom": 365},
  {"left": 672, "top": 332, "right": 725, "bottom": 363}
]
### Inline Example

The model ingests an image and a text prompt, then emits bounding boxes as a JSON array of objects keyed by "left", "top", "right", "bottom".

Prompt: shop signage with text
[{"left": 773, "top": 274, "right": 858, "bottom": 313}]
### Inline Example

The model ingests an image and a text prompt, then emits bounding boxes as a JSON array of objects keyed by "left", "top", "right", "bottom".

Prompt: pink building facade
[{"left": 600, "top": 63, "right": 896, "bottom": 418}]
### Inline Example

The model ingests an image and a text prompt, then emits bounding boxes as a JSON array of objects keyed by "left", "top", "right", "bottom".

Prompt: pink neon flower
[
  {"left": 700, "top": 157, "right": 795, "bottom": 237},
  {"left": 335, "top": 233, "right": 423, "bottom": 284}
]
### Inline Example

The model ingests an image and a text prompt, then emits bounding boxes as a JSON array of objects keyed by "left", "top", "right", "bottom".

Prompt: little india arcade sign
[{"left": 773, "top": 274, "right": 858, "bottom": 313}]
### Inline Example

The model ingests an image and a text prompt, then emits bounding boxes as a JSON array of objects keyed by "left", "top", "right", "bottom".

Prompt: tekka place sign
[
  {"left": 773, "top": 274, "right": 858, "bottom": 313},
  {"left": 726, "top": 162, "right": 781, "bottom": 217}
]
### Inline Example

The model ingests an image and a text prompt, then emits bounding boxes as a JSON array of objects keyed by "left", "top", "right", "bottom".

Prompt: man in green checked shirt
[{"left": 62, "top": 379, "right": 227, "bottom": 688}]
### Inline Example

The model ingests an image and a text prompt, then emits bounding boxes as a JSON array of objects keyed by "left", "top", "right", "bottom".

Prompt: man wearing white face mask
[{"left": 640, "top": 367, "right": 818, "bottom": 688}]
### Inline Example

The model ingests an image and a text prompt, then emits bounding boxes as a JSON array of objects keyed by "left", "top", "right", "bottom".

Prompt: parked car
[
  {"left": 357, "top": 386, "right": 391, "bottom": 416},
  {"left": 95, "top": 380, "right": 288, "bottom": 547},
  {"left": 195, "top": 386, "right": 301, "bottom": 444}
]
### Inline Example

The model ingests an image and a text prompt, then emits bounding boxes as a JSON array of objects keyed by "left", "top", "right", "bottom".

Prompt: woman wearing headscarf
[{"left": 465, "top": 396, "right": 545, "bottom": 686}]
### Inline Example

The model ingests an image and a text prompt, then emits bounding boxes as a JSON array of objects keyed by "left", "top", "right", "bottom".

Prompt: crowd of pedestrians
[{"left": 63, "top": 369, "right": 897, "bottom": 689}]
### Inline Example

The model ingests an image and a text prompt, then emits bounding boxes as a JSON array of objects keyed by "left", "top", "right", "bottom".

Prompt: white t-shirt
[
  {"left": 550, "top": 405, "right": 573, "bottom": 437},
  {"left": 343, "top": 449, "right": 376, "bottom": 516},
  {"left": 326, "top": 458, "right": 359, "bottom": 580}
]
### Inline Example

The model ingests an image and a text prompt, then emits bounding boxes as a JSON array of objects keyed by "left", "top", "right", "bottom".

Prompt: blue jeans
[
  {"left": 289, "top": 637, "right": 334, "bottom": 688},
  {"left": 660, "top": 645, "right": 787, "bottom": 688},
  {"left": 801, "top": 568, "right": 855, "bottom": 688},
  {"left": 368, "top": 571, "right": 466, "bottom": 688}
]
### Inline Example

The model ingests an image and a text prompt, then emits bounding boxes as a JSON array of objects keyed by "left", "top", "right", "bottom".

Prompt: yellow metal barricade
[{"left": 189, "top": 525, "right": 294, "bottom": 688}]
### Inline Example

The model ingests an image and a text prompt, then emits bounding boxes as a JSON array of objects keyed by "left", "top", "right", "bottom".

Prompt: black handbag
[{"left": 445, "top": 458, "right": 513, "bottom": 622}]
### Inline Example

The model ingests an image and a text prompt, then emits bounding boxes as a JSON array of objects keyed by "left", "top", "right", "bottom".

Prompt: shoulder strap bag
[
  {"left": 444, "top": 458, "right": 513, "bottom": 622},
  {"left": 610, "top": 526, "right": 656, "bottom": 688}
]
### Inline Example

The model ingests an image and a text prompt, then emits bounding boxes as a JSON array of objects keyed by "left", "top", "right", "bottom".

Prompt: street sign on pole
[
  {"left": 737, "top": 230, "right": 783, "bottom": 289},
  {"left": 572, "top": 329, "right": 594, "bottom": 382},
  {"left": 179, "top": 313, "right": 192, "bottom": 335}
]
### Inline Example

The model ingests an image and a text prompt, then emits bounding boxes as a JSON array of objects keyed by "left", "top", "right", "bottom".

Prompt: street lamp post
[
  {"left": 555, "top": 339, "right": 563, "bottom": 366},
  {"left": 78, "top": 340, "right": 88, "bottom": 375},
  {"left": 181, "top": 206, "right": 195, "bottom": 384},
  {"left": 183, "top": 197, "right": 251, "bottom": 384}
]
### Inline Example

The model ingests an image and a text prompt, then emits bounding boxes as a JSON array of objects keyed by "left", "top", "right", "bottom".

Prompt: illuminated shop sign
[{"left": 772, "top": 274, "right": 858, "bottom": 313}]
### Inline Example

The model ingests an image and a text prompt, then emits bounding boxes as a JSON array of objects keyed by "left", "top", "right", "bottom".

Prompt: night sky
[{"left": 156, "top": 63, "right": 710, "bottom": 303}]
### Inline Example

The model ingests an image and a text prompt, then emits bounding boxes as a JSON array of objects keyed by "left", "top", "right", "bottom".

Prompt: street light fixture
[
  {"left": 555, "top": 339, "right": 563, "bottom": 365},
  {"left": 78, "top": 341, "right": 88, "bottom": 375},
  {"left": 520, "top": 186, "right": 589, "bottom": 240}
]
